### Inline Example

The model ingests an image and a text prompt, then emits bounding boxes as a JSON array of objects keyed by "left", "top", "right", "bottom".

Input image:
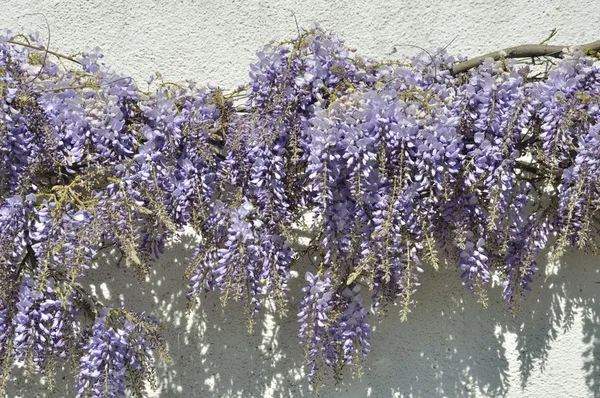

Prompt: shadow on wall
[{"left": 5, "top": 232, "right": 600, "bottom": 398}]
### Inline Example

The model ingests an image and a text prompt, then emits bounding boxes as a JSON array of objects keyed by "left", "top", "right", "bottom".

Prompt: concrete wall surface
[{"left": 0, "top": 1, "right": 599, "bottom": 397}]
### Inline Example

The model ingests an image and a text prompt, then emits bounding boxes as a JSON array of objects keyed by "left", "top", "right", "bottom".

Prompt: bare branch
[
  {"left": 451, "top": 40, "right": 600, "bottom": 75},
  {"left": 6, "top": 40, "right": 82, "bottom": 65}
]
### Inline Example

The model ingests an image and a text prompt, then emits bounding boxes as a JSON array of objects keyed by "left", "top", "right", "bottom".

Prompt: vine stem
[
  {"left": 8, "top": 36, "right": 600, "bottom": 77},
  {"left": 451, "top": 39, "right": 600, "bottom": 75},
  {"left": 6, "top": 40, "right": 82, "bottom": 65}
]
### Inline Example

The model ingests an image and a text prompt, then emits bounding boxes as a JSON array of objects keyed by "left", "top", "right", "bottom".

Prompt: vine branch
[
  {"left": 451, "top": 39, "right": 600, "bottom": 75},
  {"left": 6, "top": 40, "right": 82, "bottom": 65}
]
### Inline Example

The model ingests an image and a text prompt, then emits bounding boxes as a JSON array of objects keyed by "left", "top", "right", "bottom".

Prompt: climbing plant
[{"left": 1, "top": 27, "right": 599, "bottom": 396}]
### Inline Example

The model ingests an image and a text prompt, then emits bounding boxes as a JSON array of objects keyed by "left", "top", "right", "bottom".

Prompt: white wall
[{"left": 1, "top": 1, "right": 599, "bottom": 397}]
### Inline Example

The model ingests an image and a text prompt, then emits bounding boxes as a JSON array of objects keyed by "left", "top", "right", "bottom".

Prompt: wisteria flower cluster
[{"left": 1, "top": 27, "right": 599, "bottom": 395}]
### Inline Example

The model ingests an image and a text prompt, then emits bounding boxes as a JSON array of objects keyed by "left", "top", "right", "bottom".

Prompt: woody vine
[{"left": 0, "top": 27, "right": 599, "bottom": 397}]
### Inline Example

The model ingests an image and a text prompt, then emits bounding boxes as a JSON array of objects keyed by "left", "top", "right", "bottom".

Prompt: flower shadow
[{"left": 5, "top": 237, "right": 599, "bottom": 397}]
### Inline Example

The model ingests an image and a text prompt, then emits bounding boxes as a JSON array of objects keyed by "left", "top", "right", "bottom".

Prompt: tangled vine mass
[{"left": 1, "top": 27, "right": 600, "bottom": 396}]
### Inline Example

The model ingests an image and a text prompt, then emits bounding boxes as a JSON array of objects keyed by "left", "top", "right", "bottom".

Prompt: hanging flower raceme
[
  {"left": 12, "top": 277, "right": 80, "bottom": 377},
  {"left": 76, "top": 308, "right": 164, "bottom": 398}
]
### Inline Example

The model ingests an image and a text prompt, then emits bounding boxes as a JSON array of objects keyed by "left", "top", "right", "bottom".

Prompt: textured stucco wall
[{"left": 1, "top": 1, "right": 599, "bottom": 397}]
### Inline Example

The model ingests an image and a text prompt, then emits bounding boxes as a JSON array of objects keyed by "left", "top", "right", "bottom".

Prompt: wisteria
[
  {"left": 1, "top": 27, "right": 600, "bottom": 395},
  {"left": 75, "top": 308, "right": 165, "bottom": 398}
]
